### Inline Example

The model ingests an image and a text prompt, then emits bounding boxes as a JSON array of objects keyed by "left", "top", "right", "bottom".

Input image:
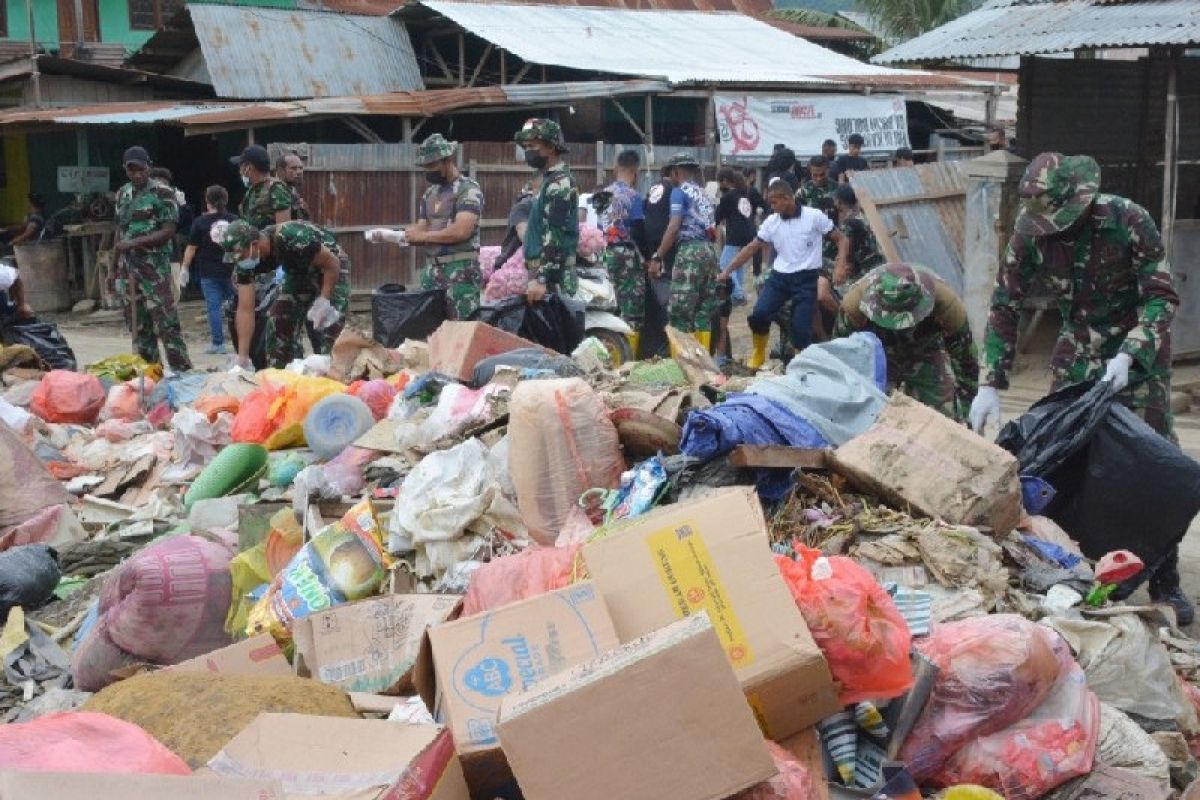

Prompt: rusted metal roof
[
  {"left": 299, "top": 0, "right": 773, "bottom": 13},
  {"left": 875, "top": 0, "right": 1200, "bottom": 64},
  {"left": 758, "top": 17, "right": 877, "bottom": 42}
]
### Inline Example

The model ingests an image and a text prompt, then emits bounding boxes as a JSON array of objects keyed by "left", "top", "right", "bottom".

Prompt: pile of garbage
[{"left": 0, "top": 316, "right": 1199, "bottom": 800}]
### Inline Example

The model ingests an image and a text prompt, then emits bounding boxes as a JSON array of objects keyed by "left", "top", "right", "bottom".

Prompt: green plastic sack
[{"left": 184, "top": 443, "right": 268, "bottom": 511}]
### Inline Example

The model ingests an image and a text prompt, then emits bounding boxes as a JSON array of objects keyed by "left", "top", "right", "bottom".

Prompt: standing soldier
[
  {"left": 799, "top": 156, "right": 837, "bottom": 220},
  {"left": 276, "top": 151, "right": 310, "bottom": 221},
  {"left": 595, "top": 149, "right": 648, "bottom": 354},
  {"left": 649, "top": 152, "right": 719, "bottom": 347},
  {"left": 217, "top": 219, "right": 350, "bottom": 369},
  {"left": 969, "top": 152, "right": 1189, "bottom": 623},
  {"left": 834, "top": 263, "right": 978, "bottom": 421},
  {"left": 830, "top": 184, "right": 885, "bottom": 289},
  {"left": 515, "top": 118, "right": 579, "bottom": 303},
  {"left": 233, "top": 144, "right": 293, "bottom": 229},
  {"left": 113, "top": 146, "right": 192, "bottom": 371}
]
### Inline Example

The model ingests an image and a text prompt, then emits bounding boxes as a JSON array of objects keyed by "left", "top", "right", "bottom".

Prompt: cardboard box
[
  {"left": 497, "top": 614, "right": 776, "bottom": 800},
  {"left": 830, "top": 392, "right": 1023, "bottom": 535},
  {"left": 582, "top": 487, "right": 838, "bottom": 738},
  {"left": 292, "top": 594, "right": 461, "bottom": 694},
  {"left": 0, "top": 771, "right": 284, "bottom": 800},
  {"left": 427, "top": 321, "right": 544, "bottom": 382},
  {"left": 170, "top": 634, "right": 291, "bottom": 677},
  {"left": 208, "top": 713, "right": 468, "bottom": 800}
]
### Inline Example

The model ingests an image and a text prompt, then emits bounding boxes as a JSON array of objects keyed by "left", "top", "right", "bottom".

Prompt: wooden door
[{"left": 58, "top": 0, "right": 100, "bottom": 52}]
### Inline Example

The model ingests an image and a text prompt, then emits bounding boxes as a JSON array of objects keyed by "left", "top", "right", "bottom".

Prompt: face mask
[
  {"left": 524, "top": 151, "right": 548, "bottom": 170},
  {"left": 424, "top": 170, "right": 447, "bottom": 185},
  {"left": 241, "top": 175, "right": 251, "bottom": 188},
  {"left": 237, "top": 256, "right": 259, "bottom": 271}
]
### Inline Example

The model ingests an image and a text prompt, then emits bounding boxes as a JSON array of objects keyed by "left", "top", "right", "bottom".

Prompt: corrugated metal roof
[
  {"left": 417, "top": 0, "right": 967, "bottom": 87},
  {"left": 301, "top": 0, "right": 773, "bottom": 12},
  {"left": 186, "top": 4, "right": 424, "bottom": 99},
  {"left": 874, "top": 0, "right": 1200, "bottom": 64}
]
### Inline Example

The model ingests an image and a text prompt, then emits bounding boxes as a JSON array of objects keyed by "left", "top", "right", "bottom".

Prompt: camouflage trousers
[
  {"left": 267, "top": 266, "right": 351, "bottom": 368},
  {"left": 604, "top": 244, "right": 645, "bottom": 330},
  {"left": 669, "top": 241, "right": 719, "bottom": 334},
  {"left": 1050, "top": 335, "right": 1174, "bottom": 439},
  {"left": 119, "top": 252, "right": 192, "bottom": 371},
  {"left": 420, "top": 255, "right": 482, "bottom": 321},
  {"left": 890, "top": 347, "right": 967, "bottom": 422}
]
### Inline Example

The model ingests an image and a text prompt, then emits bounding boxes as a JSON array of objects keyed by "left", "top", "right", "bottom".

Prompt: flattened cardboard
[
  {"left": 170, "top": 634, "right": 291, "bottom": 677},
  {"left": 0, "top": 771, "right": 283, "bottom": 800},
  {"left": 497, "top": 614, "right": 776, "bottom": 800},
  {"left": 582, "top": 486, "right": 838, "bottom": 738}
]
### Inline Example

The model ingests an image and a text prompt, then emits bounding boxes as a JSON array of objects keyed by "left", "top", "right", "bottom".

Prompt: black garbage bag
[
  {"left": 1, "top": 318, "right": 77, "bottom": 371},
  {"left": 225, "top": 279, "right": 280, "bottom": 370},
  {"left": 473, "top": 293, "right": 584, "bottom": 355},
  {"left": 372, "top": 284, "right": 446, "bottom": 348},
  {"left": 996, "top": 381, "right": 1200, "bottom": 567},
  {"left": 471, "top": 347, "right": 583, "bottom": 387},
  {"left": 0, "top": 544, "right": 60, "bottom": 618}
]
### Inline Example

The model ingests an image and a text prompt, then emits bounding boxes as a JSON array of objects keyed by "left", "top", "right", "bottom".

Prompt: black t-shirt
[
  {"left": 715, "top": 189, "right": 757, "bottom": 247},
  {"left": 496, "top": 194, "right": 534, "bottom": 268},
  {"left": 188, "top": 211, "right": 239, "bottom": 278},
  {"left": 830, "top": 155, "right": 870, "bottom": 181}
]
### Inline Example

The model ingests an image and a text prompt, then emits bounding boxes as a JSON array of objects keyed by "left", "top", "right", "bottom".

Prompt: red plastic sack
[
  {"left": 462, "top": 545, "right": 582, "bottom": 616},
  {"left": 348, "top": 378, "right": 398, "bottom": 422},
  {"left": 99, "top": 379, "right": 154, "bottom": 422},
  {"left": 900, "top": 615, "right": 1067, "bottom": 782},
  {"left": 775, "top": 548, "right": 913, "bottom": 705},
  {"left": 938, "top": 660, "right": 1099, "bottom": 798},
  {"left": 0, "top": 711, "right": 191, "bottom": 775},
  {"left": 733, "top": 742, "right": 819, "bottom": 800},
  {"left": 230, "top": 382, "right": 284, "bottom": 445},
  {"left": 30, "top": 370, "right": 105, "bottom": 424}
]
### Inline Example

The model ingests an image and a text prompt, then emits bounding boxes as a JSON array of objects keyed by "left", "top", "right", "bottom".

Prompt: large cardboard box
[
  {"left": 170, "top": 634, "right": 291, "bottom": 677},
  {"left": 497, "top": 614, "right": 776, "bottom": 800},
  {"left": 428, "top": 321, "right": 544, "bottom": 382},
  {"left": 830, "top": 392, "right": 1023, "bottom": 535},
  {"left": 582, "top": 487, "right": 838, "bottom": 738},
  {"left": 207, "top": 713, "right": 469, "bottom": 800},
  {"left": 0, "top": 772, "right": 284, "bottom": 800},
  {"left": 415, "top": 583, "right": 619, "bottom": 798},
  {"left": 292, "top": 594, "right": 461, "bottom": 694}
]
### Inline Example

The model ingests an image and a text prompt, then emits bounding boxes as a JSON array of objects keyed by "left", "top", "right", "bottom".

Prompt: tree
[{"left": 853, "top": 0, "right": 974, "bottom": 42}]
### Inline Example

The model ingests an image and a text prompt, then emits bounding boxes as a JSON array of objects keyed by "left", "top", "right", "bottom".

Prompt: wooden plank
[
  {"left": 870, "top": 187, "right": 966, "bottom": 207},
  {"left": 665, "top": 326, "right": 722, "bottom": 386},
  {"left": 729, "top": 445, "right": 828, "bottom": 470},
  {"left": 855, "top": 185, "right": 903, "bottom": 263}
]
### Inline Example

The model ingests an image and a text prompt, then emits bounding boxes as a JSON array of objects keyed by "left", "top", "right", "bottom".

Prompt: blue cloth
[
  {"left": 199, "top": 275, "right": 235, "bottom": 346},
  {"left": 1023, "top": 535, "right": 1084, "bottom": 569},
  {"left": 748, "top": 268, "right": 818, "bottom": 350}
]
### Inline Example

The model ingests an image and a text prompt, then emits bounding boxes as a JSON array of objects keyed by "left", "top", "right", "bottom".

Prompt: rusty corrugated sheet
[{"left": 299, "top": 0, "right": 773, "bottom": 13}]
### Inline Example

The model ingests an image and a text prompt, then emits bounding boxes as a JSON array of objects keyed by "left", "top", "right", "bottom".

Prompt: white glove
[
  {"left": 365, "top": 228, "right": 406, "bottom": 246},
  {"left": 969, "top": 386, "right": 1001, "bottom": 434},
  {"left": 1102, "top": 352, "right": 1133, "bottom": 392},
  {"left": 178, "top": 268, "right": 189, "bottom": 289},
  {"left": 307, "top": 296, "right": 341, "bottom": 331}
]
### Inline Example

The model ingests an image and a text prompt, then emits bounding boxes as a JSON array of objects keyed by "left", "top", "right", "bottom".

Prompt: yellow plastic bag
[
  {"left": 226, "top": 509, "right": 303, "bottom": 636},
  {"left": 87, "top": 354, "right": 163, "bottom": 383},
  {"left": 231, "top": 370, "right": 346, "bottom": 451}
]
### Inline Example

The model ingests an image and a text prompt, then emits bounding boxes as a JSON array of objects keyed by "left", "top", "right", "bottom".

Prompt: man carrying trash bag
[{"left": 970, "top": 152, "right": 1191, "bottom": 623}]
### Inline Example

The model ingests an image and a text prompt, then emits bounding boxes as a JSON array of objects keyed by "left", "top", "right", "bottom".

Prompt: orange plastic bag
[
  {"left": 230, "top": 383, "right": 283, "bottom": 445},
  {"left": 0, "top": 711, "right": 191, "bottom": 775},
  {"left": 231, "top": 371, "right": 345, "bottom": 450},
  {"left": 462, "top": 545, "right": 582, "bottom": 616},
  {"left": 30, "top": 370, "right": 105, "bottom": 424},
  {"left": 193, "top": 394, "right": 240, "bottom": 422},
  {"left": 775, "top": 548, "right": 913, "bottom": 706}
]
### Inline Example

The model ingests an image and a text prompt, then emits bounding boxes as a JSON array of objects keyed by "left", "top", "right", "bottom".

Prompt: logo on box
[{"left": 464, "top": 657, "right": 512, "bottom": 696}]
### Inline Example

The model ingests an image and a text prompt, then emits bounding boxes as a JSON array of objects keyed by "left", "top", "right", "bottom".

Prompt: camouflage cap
[
  {"left": 665, "top": 152, "right": 701, "bottom": 169},
  {"left": 216, "top": 219, "right": 262, "bottom": 262},
  {"left": 1015, "top": 152, "right": 1100, "bottom": 237},
  {"left": 859, "top": 262, "right": 937, "bottom": 330},
  {"left": 514, "top": 118, "right": 568, "bottom": 153},
  {"left": 416, "top": 133, "right": 457, "bottom": 166}
]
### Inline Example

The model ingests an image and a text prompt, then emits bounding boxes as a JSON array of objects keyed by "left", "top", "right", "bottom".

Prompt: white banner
[{"left": 714, "top": 94, "right": 909, "bottom": 160}]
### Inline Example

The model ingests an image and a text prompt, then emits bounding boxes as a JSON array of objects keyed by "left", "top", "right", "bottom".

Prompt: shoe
[
  {"left": 626, "top": 332, "right": 640, "bottom": 361},
  {"left": 731, "top": 295, "right": 748, "bottom": 306},
  {"left": 694, "top": 331, "right": 712, "bottom": 351},
  {"left": 747, "top": 333, "right": 769, "bottom": 370},
  {"left": 205, "top": 343, "right": 228, "bottom": 355},
  {"left": 1151, "top": 585, "right": 1195, "bottom": 626}
]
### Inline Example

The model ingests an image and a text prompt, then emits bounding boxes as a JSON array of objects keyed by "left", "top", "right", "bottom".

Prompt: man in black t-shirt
[
  {"left": 640, "top": 166, "right": 677, "bottom": 358},
  {"left": 180, "top": 185, "right": 238, "bottom": 354},
  {"left": 831, "top": 134, "right": 870, "bottom": 184}
]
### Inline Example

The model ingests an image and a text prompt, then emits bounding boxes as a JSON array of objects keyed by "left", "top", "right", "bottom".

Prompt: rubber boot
[
  {"left": 747, "top": 333, "right": 769, "bottom": 370},
  {"left": 1150, "top": 552, "right": 1195, "bottom": 626},
  {"left": 694, "top": 331, "right": 711, "bottom": 351},
  {"left": 626, "top": 331, "right": 640, "bottom": 361}
]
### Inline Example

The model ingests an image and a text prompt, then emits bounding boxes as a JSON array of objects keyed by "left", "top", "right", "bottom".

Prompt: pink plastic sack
[
  {"left": 462, "top": 545, "right": 582, "bottom": 616},
  {"left": 100, "top": 379, "right": 154, "bottom": 422},
  {"left": 0, "top": 711, "right": 191, "bottom": 775},
  {"left": 349, "top": 379, "right": 398, "bottom": 422},
  {"left": 900, "top": 615, "right": 1067, "bottom": 782},
  {"left": 775, "top": 548, "right": 913, "bottom": 705},
  {"left": 734, "top": 742, "right": 819, "bottom": 800},
  {"left": 71, "top": 535, "right": 235, "bottom": 691},
  {"left": 30, "top": 370, "right": 105, "bottom": 423},
  {"left": 937, "top": 659, "right": 1098, "bottom": 798}
]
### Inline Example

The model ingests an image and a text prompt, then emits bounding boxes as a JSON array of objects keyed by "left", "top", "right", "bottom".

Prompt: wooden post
[
  {"left": 25, "top": 0, "right": 39, "bottom": 107},
  {"left": 1161, "top": 48, "right": 1180, "bottom": 261},
  {"left": 401, "top": 117, "right": 413, "bottom": 145},
  {"left": 704, "top": 90, "right": 717, "bottom": 177},
  {"left": 457, "top": 32, "right": 465, "bottom": 87},
  {"left": 644, "top": 94, "right": 655, "bottom": 168},
  {"left": 595, "top": 141, "right": 604, "bottom": 189}
]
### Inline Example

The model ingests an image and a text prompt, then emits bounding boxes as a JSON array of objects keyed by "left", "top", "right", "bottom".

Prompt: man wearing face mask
[
  {"left": 515, "top": 118, "right": 579, "bottom": 302},
  {"left": 216, "top": 219, "right": 351, "bottom": 370},
  {"left": 113, "top": 146, "right": 192, "bottom": 371},
  {"left": 275, "top": 151, "right": 310, "bottom": 221},
  {"left": 233, "top": 144, "right": 293, "bottom": 230}
]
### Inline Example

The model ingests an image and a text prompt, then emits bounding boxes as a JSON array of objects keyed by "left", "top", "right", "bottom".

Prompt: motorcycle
[{"left": 573, "top": 265, "right": 633, "bottom": 366}]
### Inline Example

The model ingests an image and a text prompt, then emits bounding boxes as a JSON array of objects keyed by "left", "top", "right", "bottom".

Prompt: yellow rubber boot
[
  {"left": 747, "top": 333, "right": 769, "bottom": 370},
  {"left": 694, "top": 331, "right": 711, "bottom": 352},
  {"left": 626, "top": 332, "right": 640, "bottom": 361}
]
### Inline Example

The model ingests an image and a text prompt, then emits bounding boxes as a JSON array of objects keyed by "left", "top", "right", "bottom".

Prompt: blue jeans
[
  {"left": 199, "top": 275, "right": 235, "bottom": 346},
  {"left": 720, "top": 244, "right": 745, "bottom": 301},
  {"left": 748, "top": 269, "right": 818, "bottom": 352}
]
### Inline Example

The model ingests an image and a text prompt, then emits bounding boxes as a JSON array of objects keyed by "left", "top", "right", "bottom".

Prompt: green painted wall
[{"left": 4, "top": 0, "right": 61, "bottom": 48}]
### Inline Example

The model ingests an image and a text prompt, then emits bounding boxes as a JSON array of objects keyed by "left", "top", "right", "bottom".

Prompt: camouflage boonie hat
[
  {"left": 1015, "top": 152, "right": 1100, "bottom": 237},
  {"left": 859, "top": 263, "right": 937, "bottom": 330},
  {"left": 217, "top": 219, "right": 261, "bottom": 262},
  {"left": 514, "top": 118, "right": 568, "bottom": 153},
  {"left": 416, "top": 133, "right": 457, "bottom": 166},
  {"left": 665, "top": 152, "right": 701, "bottom": 169}
]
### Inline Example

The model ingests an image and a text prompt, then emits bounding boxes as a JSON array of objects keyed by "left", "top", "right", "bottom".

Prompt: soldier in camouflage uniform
[
  {"left": 217, "top": 219, "right": 351, "bottom": 369},
  {"left": 834, "top": 263, "right": 978, "bottom": 421},
  {"left": 970, "top": 152, "right": 1190, "bottom": 624},
  {"left": 595, "top": 149, "right": 649, "bottom": 352},
  {"left": 515, "top": 118, "right": 579, "bottom": 302},
  {"left": 831, "top": 184, "right": 885, "bottom": 288},
  {"left": 113, "top": 146, "right": 192, "bottom": 371},
  {"left": 233, "top": 144, "right": 294, "bottom": 230},
  {"left": 799, "top": 155, "right": 837, "bottom": 222},
  {"left": 275, "top": 151, "right": 310, "bottom": 221}
]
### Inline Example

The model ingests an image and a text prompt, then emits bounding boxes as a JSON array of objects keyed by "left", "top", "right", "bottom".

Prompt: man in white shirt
[{"left": 719, "top": 177, "right": 848, "bottom": 369}]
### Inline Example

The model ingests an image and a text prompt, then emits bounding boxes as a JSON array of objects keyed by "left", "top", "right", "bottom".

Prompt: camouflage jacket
[
  {"left": 524, "top": 162, "right": 579, "bottom": 279},
  {"left": 115, "top": 178, "right": 179, "bottom": 263},
  {"left": 240, "top": 177, "right": 294, "bottom": 230},
  {"left": 236, "top": 221, "right": 346, "bottom": 296},
  {"left": 799, "top": 179, "right": 837, "bottom": 219},
  {"left": 418, "top": 175, "right": 484, "bottom": 258},
  {"left": 983, "top": 194, "right": 1178, "bottom": 388},
  {"left": 287, "top": 183, "right": 310, "bottom": 221},
  {"left": 839, "top": 212, "right": 885, "bottom": 284}
]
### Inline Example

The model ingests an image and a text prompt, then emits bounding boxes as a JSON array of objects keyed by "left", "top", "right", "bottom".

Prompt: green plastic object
[
  {"left": 627, "top": 359, "right": 688, "bottom": 387},
  {"left": 184, "top": 443, "right": 269, "bottom": 511}
]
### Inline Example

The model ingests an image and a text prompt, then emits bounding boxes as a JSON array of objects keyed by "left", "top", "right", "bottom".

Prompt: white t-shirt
[
  {"left": 756, "top": 207, "right": 834, "bottom": 274},
  {"left": 0, "top": 263, "right": 17, "bottom": 292}
]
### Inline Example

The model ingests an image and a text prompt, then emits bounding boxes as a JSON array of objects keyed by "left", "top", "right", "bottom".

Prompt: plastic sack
[
  {"left": 225, "top": 508, "right": 303, "bottom": 636},
  {"left": 483, "top": 256, "right": 531, "bottom": 304},
  {"left": 71, "top": 535, "right": 235, "bottom": 691},
  {"left": 509, "top": 378, "right": 624, "bottom": 545},
  {"left": 462, "top": 545, "right": 581, "bottom": 616},
  {"left": 0, "top": 543, "right": 60, "bottom": 617},
  {"left": 193, "top": 394, "right": 240, "bottom": 421},
  {"left": 1, "top": 318, "right": 77, "bottom": 371},
  {"left": 900, "top": 615, "right": 1067, "bottom": 782},
  {"left": 86, "top": 353, "right": 159, "bottom": 383},
  {"left": 348, "top": 379, "right": 398, "bottom": 421},
  {"left": 997, "top": 381, "right": 1200, "bottom": 567},
  {"left": 30, "top": 370, "right": 105, "bottom": 424},
  {"left": 938, "top": 660, "right": 1099, "bottom": 798},
  {"left": 99, "top": 379, "right": 153, "bottom": 422},
  {"left": 372, "top": 285, "right": 447, "bottom": 347},
  {"left": 733, "top": 742, "right": 818, "bottom": 800},
  {"left": 473, "top": 293, "right": 585, "bottom": 355},
  {"left": 0, "top": 711, "right": 190, "bottom": 775},
  {"left": 775, "top": 548, "right": 913, "bottom": 706},
  {"left": 471, "top": 347, "right": 583, "bottom": 388},
  {"left": 231, "top": 370, "right": 346, "bottom": 450}
]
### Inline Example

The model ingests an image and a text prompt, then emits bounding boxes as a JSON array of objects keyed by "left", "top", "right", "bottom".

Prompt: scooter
[{"left": 574, "top": 265, "right": 633, "bottom": 366}]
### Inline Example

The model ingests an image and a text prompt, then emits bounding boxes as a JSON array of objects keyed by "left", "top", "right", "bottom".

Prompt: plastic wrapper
[
  {"left": 86, "top": 353, "right": 159, "bottom": 383},
  {"left": 900, "top": 614, "right": 1067, "bottom": 782},
  {"left": 775, "top": 547, "right": 914, "bottom": 706},
  {"left": 193, "top": 394, "right": 240, "bottom": 421},
  {"left": 461, "top": 545, "right": 582, "bottom": 616},
  {"left": 508, "top": 378, "right": 623, "bottom": 545},
  {"left": 733, "top": 742, "right": 818, "bottom": 800},
  {"left": 96, "top": 418, "right": 154, "bottom": 443},
  {"left": 30, "top": 370, "right": 105, "bottom": 424},
  {"left": 348, "top": 378, "right": 398, "bottom": 421},
  {"left": 168, "top": 407, "right": 234, "bottom": 476},
  {"left": 1, "top": 318, "right": 77, "bottom": 371},
  {"left": 606, "top": 456, "right": 668, "bottom": 523},
  {"left": 0, "top": 711, "right": 191, "bottom": 775},
  {"left": 225, "top": 508, "right": 303, "bottom": 636},
  {"left": 231, "top": 370, "right": 346, "bottom": 450}
]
